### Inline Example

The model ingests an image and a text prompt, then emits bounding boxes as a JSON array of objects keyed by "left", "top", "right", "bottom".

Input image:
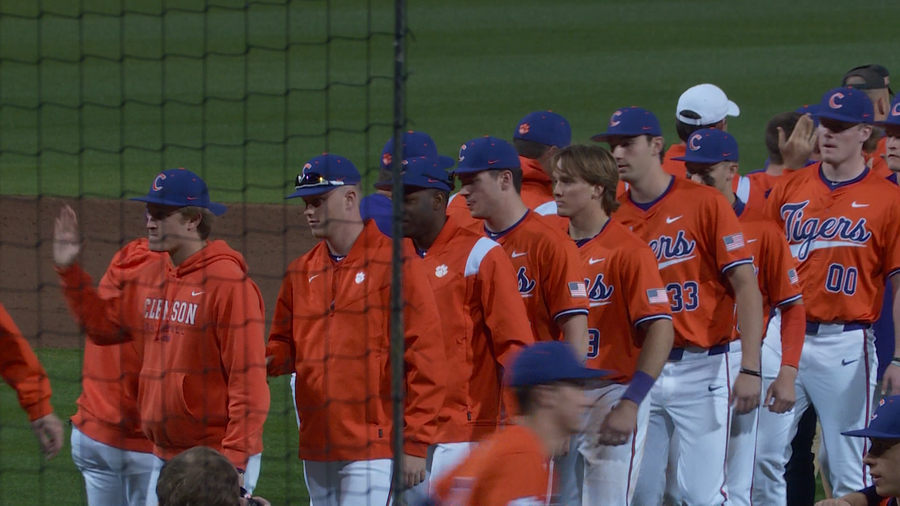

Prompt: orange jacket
[
  {"left": 869, "top": 136, "right": 890, "bottom": 177},
  {"left": 58, "top": 240, "right": 269, "bottom": 469},
  {"left": 662, "top": 144, "right": 689, "bottom": 178},
  {"left": 411, "top": 218, "right": 533, "bottom": 443},
  {"left": 266, "top": 221, "right": 446, "bottom": 461},
  {"left": 0, "top": 304, "right": 53, "bottom": 422},
  {"left": 71, "top": 238, "right": 162, "bottom": 453}
]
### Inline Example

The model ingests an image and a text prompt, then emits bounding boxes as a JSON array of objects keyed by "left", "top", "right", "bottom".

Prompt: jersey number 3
[
  {"left": 586, "top": 329, "right": 601, "bottom": 359},
  {"left": 666, "top": 281, "right": 699, "bottom": 312}
]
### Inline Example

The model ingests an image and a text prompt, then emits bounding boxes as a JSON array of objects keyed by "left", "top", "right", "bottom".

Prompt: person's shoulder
[{"left": 524, "top": 212, "right": 572, "bottom": 242}]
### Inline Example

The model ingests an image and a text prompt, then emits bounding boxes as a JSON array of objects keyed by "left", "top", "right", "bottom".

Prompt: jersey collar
[
  {"left": 574, "top": 219, "right": 610, "bottom": 248},
  {"left": 485, "top": 209, "right": 530, "bottom": 240},
  {"left": 818, "top": 164, "right": 869, "bottom": 191},
  {"left": 629, "top": 175, "right": 675, "bottom": 212}
]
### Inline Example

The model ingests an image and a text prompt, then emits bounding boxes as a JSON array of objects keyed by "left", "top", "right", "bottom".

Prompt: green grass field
[{"left": 2, "top": 0, "right": 894, "bottom": 503}]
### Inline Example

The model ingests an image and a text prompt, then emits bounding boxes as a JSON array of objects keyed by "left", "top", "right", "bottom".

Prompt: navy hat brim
[
  {"left": 842, "top": 428, "right": 900, "bottom": 439},
  {"left": 511, "top": 367, "right": 610, "bottom": 387},
  {"left": 817, "top": 110, "right": 873, "bottom": 125},
  {"left": 374, "top": 178, "right": 452, "bottom": 192},
  {"left": 437, "top": 155, "right": 456, "bottom": 170},
  {"left": 130, "top": 196, "right": 228, "bottom": 216},
  {"left": 672, "top": 155, "right": 737, "bottom": 164}
]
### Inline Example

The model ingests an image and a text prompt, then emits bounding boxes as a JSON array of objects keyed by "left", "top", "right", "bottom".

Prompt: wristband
[
  {"left": 891, "top": 356, "right": 900, "bottom": 368},
  {"left": 740, "top": 367, "right": 762, "bottom": 378},
  {"left": 621, "top": 371, "right": 655, "bottom": 405}
]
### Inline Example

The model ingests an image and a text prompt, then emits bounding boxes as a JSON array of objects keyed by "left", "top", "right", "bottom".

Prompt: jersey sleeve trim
[
  {"left": 533, "top": 200, "right": 558, "bottom": 216},
  {"left": 721, "top": 258, "right": 753, "bottom": 274},
  {"left": 634, "top": 314, "right": 673, "bottom": 327},
  {"left": 887, "top": 267, "right": 900, "bottom": 280},
  {"left": 553, "top": 308, "right": 590, "bottom": 320},
  {"left": 773, "top": 294, "right": 803, "bottom": 307},
  {"left": 464, "top": 237, "right": 501, "bottom": 277}
]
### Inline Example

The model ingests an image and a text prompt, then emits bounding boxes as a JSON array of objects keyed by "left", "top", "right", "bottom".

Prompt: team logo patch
[
  {"left": 435, "top": 264, "right": 448, "bottom": 278},
  {"left": 647, "top": 288, "right": 668, "bottom": 305},
  {"left": 458, "top": 143, "right": 467, "bottom": 162},
  {"left": 152, "top": 173, "right": 166, "bottom": 191},
  {"left": 355, "top": 271, "right": 366, "bottom": 284},
  {"left": 689, "top": 133, "right": 702, "bottom": 151},
  {"left": 382, "top": 153, "right": 392, "bottom": 167},
  {"left": 788, "top": 268, "right": 799, "bottom": 285},
  {"left": 892, "top": 101, "right": 900, "bottom": 117},
  {"left": 568, "top": 281, "right": 587, "bottom": 298},
  {"left": 723, "top": 233, "right": 745, "bottom": 251},
  {"left": 828, "top": 92, "right": 844, "bottom": 109},
  {"left": 610, "top": 110, "right": 622, "bottom": 127},
  {"left": 518, "top": 123, "right": 530, "bottom": 135}
]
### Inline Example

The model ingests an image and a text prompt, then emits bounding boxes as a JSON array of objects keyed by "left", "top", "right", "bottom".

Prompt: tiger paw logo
[
  {"left": 516, "top": 266, "right": 536, "bottom": 297},
  {"left": 518, "top": 123, "right": 530, "bottom": 135},
  {"left": 355, "top": 271, "right": 366, "bottom": 284},
  {"left": 435, "top": 264, "right": 448, "bottom": 278},
  {"left": 382, "top": 153, "right": 392, "bottom": 167}
]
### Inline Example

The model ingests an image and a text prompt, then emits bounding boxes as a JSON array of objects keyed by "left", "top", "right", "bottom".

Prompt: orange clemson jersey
[
  {"left": 868, "top": 136, "right": 890, "bottom": 177},
  {"left": 485, "top": 211, "right": 589, "bottom": 343},
  {"left": 765, "top": 164, "right": 900, "bottom": 323},
  {"left": 615, "top": 177, "right": 753, "bottom": 348},
  {"left": 577, "top": 220, "right": 672, "bottom": 383},
  {"left": 410, "top": 218, "right": 533, "bottom": 443}
]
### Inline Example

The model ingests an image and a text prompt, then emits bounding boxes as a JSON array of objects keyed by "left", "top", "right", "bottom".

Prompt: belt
[
  {"left": 805, "top": 321, "right": 869, "bottom": 335},
  {"left": 668, "top": 343, "right": 730, "bottom": 361}
]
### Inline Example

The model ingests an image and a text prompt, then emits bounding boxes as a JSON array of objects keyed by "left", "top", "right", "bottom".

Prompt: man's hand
[
  {"left": 731, "top": 373, "right": 761, "bottom": 415},
  {"left": 883, "top": 363, "right": 900, "bottom": 396},
  {"left": 403, "top": 454, "right": 427, "bottom": 489},
  {"left": 598, "top": 400, "right": 637, "bottom": 446},
  {"left": 31, "top": 412, "right": 64, "bottom": 460},
  {"left": 53, "top": 205, "right": 81, "bottom": 268},
  {"left": 778, "top": 114, "right": 817, "bottom": 169},
  {"left": 765, "top": 366, "right": 797, "bottom": 413}
]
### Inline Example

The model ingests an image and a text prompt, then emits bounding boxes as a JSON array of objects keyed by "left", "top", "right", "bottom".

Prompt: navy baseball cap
[
  {"left": 286, "top": 154, "right": 361, "bottom": 200},
  {"left": 453, "top": 136, "right": 520, "bottom": 175},
  {"left": 843, "top": 64, "right": 893, "bottom": 96},
  {"left": 514, "top": 110, "right": 572, "bottom": 148},
  {"left": 673, "top": 128, "right": 739, "bottom": 164},
  {"left": 510, "top": 341, "right": 608, "bottom": 387},
  {"left": 817, "top": 87, "right": 874, "bottom": 125},
  {"left": 131, "top": 168, "right": 227, "bottom": 216},
  {"left": 381, "top": 131, "right": 455, "bottom": 171},
  {"left": 843, "top": 395, "right": 900, "bottom": 439},
  {"left": 591, "top": 107, "right": 663, "bottom": 142},
  {"left": 795, "top": 104, "right": 821, "bottom": 128},
  {"left": 877, "top": 96, "right": 900, "bottom": 127},
  {"left": 374, "top": 156, "right": 453, "bottom": 192}
]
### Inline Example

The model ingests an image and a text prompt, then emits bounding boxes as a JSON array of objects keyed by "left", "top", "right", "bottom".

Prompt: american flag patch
[
  {"left": 568, "top": 281, "right": 587, "bottom": 298},
  {"left": 723, "top": 233, "right": 745, "bottom": 251},
  {"left": 788, "top": 268, "right": 799, "bottom": 285},
  {"left": 647, "top": 288, "right": 668, "bottom": 304}
]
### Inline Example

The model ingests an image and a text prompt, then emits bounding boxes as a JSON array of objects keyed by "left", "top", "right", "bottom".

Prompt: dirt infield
[{"left": 0, "top": 196, "right": 319, "bottom": 349}]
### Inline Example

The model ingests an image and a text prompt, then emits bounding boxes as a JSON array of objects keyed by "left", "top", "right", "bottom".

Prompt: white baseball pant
[
  {"left": 632, "top": 345, "right": 732, "bottom": 506},
  {"left": 304, "top": 459, "right": 393, "bottom": 506},
  {"left": 753, "top": 313, "right": 876, "bottom": 503},
  {"left": 144, "top": 452, "right": 262, "bottom": 506},
  {"left": 70, "top": 427, "right": 157, "bottom": 506},
  {"left": 725, "top": 339, "right": 761, "bottom": 506},
  {"left": 558, "top": 382, "right": 650, "bottom": 506},
  {"left": 406, "top": 441, "right": 477, "bottom": 504}
]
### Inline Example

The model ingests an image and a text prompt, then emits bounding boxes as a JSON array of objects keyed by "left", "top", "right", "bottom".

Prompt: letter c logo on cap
[
  {"left": 689, "top": 134, "right": 702, "bottom": 151},
  {"left": 892, "top": 102, "right": 900, "bottom": 117},
  {"left": 152, "top": 174, "right": 166, "bottom": 191},
  {"left": 610, "top": 110, "right": 622, "bottom": 127},
  {"left": 458, "top": 143, "right": 467, "bottom": 162},
  {"left": 829, "top": 92, "right": 844, "bottom": 110}
]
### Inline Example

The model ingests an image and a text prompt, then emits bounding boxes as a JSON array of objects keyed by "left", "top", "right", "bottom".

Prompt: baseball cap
[
  {"left": 676, "top": 84, "right": 741, "bottom": 126},
  {"left": 131, "top": 168, "right": 227, "bottom": 216},
  {"left": 514, "top": 110, "right": 572, "bottom": 148},
  {"left": 373, "top": 156, "right": 453, "bottom": 192},
  {"left": 672, "top": 128, "right": 739, "bottom": 164},
  {"left": 286, "top": 154, "right": 361, "bottom": 200},
  {"left": 843, "top": 395, "right": 900, "bottom": 439},
  {"left": 817, "top": 87, "right": 874, "bottom": 125},
  {"left": 843, "top": 64, "right": 893, "bottom": 96},
  {"left": 591, "top": 107, "right": 662, "bottom": 142},
  {"left": 795, "top": 104, "right": 821, "bottom": 127},
  {"left": 453, "top": 136, "right": 520, "bottom": 175},
  {"left": 510, "top": 341, "right": 608, "bottom": 387},
  {"left": 381, "top": 131, "right": 455, "bottom": 171},
  {"left": 877, "top": 95, "right": 900, "bottom": 127}
]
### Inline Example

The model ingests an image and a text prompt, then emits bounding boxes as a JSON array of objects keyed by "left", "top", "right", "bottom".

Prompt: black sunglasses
[{"left": 295, "top": 171, "right": 346, "bottom": 189}]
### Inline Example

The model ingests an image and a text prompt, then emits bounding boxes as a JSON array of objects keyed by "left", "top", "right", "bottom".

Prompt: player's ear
[
  {"left": 651, "top": 136, "right": 665, "bottom": 158},
  {"left": 593, "top": 184, "right": 605, "bottom": 201},
  {"left": 343, "top": 186, "right": 359, "bottom": 210}
]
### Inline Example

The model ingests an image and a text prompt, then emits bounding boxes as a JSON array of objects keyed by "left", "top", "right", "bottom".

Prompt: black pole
[{"left": 389, "top": 0, "right": 407, "bottom": 503}]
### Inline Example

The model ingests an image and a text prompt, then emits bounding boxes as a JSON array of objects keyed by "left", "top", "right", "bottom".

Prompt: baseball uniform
[
  {"left": 559, "top": 219, "right": 672, "bottom": 505},
  {"left": 754, "top": 163, "right": 900, "bottom": 502},
  {"left": 0, "top": 304, "right": 53, "bottom": 422},
  {"left": 266, "top": 221, "right": 446, "bottom": 506},
  {"left": 868, "top": 137, "right": 890, "bottom": 177},
  {"left": 616, "top": 176, "right": 754, "bottom": 506}
]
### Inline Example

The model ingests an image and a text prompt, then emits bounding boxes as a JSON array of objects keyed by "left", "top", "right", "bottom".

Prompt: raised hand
[{"left": 53, "top": 205, "right": 81, "bottom": 267}]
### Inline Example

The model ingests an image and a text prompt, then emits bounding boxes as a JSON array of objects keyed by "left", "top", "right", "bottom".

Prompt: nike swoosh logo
[
  {"left": 851, "top": 201, "right": 869, "bottom": 208},
  {"left": 309, "top": 274, "right": 320, "bottom": 282},
  {"left": 191, "top": 291, "right": 204, "bottom": 296},
  {"left": 589, "top": 258, "right": 605, "bottom": 265},
  {"left": 747, "top": 239, "right": 757, "bottom": 244},
  {"left": 708, "top": 385, "right": 723, "bottom": 392},
  {"left": 658, "top": 256, "right": 696, "bottom": 270},
  {"left": 511, "top": 251, "right": 527, "bottom": 258},
  {"left": 666, "top": 216, "right": 683, "bottom": 224},
  {"left": 842, "top": 358, "right": 859, "bottom": 366},
  {"left": 487, "top": 159, "right": 500, "bottom": 165}
]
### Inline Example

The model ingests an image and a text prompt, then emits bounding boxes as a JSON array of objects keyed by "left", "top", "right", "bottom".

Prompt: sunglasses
[{"left": 295, "top": 172, "right": 346, "bottom": 189}]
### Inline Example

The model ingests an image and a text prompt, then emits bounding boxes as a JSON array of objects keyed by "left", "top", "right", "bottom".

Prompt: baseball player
[
  {"left": 754, "top": 87, "right": 900, "bottom": 503},
  {"left": 843, "top": 64, "right": 893, "bottom": 177},
  {"left": 551, "top": 144, "right": 675, "bottom": 505},
  {"left": 266, "top": 154, "right": 447, "bottom": 506},
  {"left": 373, "top": 156, "right": 533, "bottom": 493},
  {"left": 423, "top": 341, "right": 608, "bottom": 506},
  {"left": 677, "top": 128, "right": 807, "bottom": 506},
  {"left": 452, "top": 136, "right": 589, "bottom": 350},
  {"left": 663, "top": 83, "right": 740, "bottom": 178},
  {"left": 70, "top": 238, "right": 164, "bottom": 506},
  {"left": 881, "top": 96, "right": 900, "bottom": 182},
  {"left": 592, "top": 106, "right": 763, "bottom": 505},
  {"left": 815, "top": 396, "right": 900, "bottom": 506},
  {"left": 53, "top": 168, "right": 269, "bottom": 506},
  {"left": 0, "top": 304, "right": 65, "bottom": 460},
  {"left": 750, "top": 110, "right": 819, "bottom": 194},
  {"left": 446, "top": 111, "right": 572, "bottom": 233}
]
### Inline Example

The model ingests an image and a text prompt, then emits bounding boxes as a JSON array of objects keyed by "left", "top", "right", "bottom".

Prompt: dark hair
[
  {"left": 513, "top": 138, "right": 552, "bottom": 160},
  {"left": 488, "top": 166, "right": 523, "bottom": 194},
  {"left": 764, "top": 112, "right": 803, "bottom": 165},
  {"left": 376, "top": 169, "right": 393, "bottom": 184},
  {"left": 675, "top": 110, "right": 717, "bottom": 143},
  {"left": 157, "top": 447, "right": 240, "bottom": 506}
]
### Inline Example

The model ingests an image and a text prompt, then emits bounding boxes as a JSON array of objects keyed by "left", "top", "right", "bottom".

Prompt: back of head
[
  {"left": 676, "top": 110, "right": 718, "bottom": 143},
  {"left": 157, "top": 447, "right": 240, "bottom": 506},
  {"left": 513, "top": 110, "right": 572, "bottom": 160},
  {"left": 675, "top": 83, "right": 740, "bottom": 142},
  {"left": 764, "top": 111, "right": 803, "bottom": 164}
]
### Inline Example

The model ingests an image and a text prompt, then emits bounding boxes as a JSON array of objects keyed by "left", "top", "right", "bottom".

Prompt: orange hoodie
[
  {"left": 58, "top": 240, "right": 269, "bottom": 469},
  {"left": 0, "top": 304, "right": 53, "bottom": 422},
  {"left": 267, "top": 221, "right": 446, "bottom": 461},
  {"left": 71, "top": 238, "right": 163, "bottom": 453}
]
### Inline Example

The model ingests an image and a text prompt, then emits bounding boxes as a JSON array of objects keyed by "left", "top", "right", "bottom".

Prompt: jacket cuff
[
  {"left": 24, "top": 398, "right": 54, "bottom": 422},
  {"left": 403, "top": 440, "right": 429, "bottom": 458}
]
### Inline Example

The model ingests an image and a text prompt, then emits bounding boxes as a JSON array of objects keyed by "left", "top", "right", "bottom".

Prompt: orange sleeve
[
  {"left": 780, "top": 302, "right": 805, "bottom": 369},
  {"left": 623, "top": 245, "right": 673, "bottom": 325},
  {"left": 479, "top": 245, "right": 534, "bottom": 370},
  {"left": 57, "top": 263, "right": 132, "bottom": 344},
  {"left": 401, "top": 255, "right": 447, "bottom": 457},
  {"left": 709, "top": 196, "right": 753, "bottom": 272},
  {"left": 265, "top": 270, "right": 296, "bottom": 377},
  {"left": 882, "top": 198, "right": 900, "bottom": 277},
  {"left": 542, "top": 239, "right": 589, "bottom": 319},
  {"left": 0, "top": 304, "right": 53, "bottom": 421},
  {"left": 765, "top": 179, "right": 787, "bottom": 227},
  {"left": 763, "top": 228, "right": 803, "bottom": 308},
  {"left": 215, "top": 277, "right": 270, "bottom": 469},
  {"left": 480, "top": 452, "right": 551, "bottom": 506}
]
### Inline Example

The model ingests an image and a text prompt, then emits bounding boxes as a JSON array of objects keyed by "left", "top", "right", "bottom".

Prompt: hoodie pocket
[{"left": 138, "top": 370, "right": 224, "bottom": 449}]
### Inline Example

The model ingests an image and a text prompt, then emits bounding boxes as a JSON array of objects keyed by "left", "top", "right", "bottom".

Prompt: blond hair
[
  {"left": 178, "top": 206, "right": 216, "bottom": 240},
  {"left": 552, "top": 144, "right": 620, "bottom": 215}
]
